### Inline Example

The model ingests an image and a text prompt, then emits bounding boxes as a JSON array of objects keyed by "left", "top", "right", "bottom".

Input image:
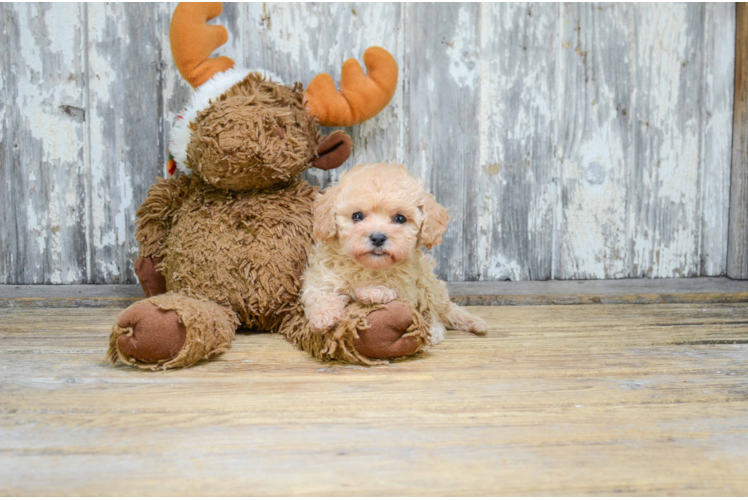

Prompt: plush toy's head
[{"left": 168, "top": 2, "right": 398, "bottom": 191}]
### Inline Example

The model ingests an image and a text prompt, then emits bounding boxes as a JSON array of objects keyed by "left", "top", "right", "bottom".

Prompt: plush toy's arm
[
  {"left": 133, "top": 175, "right": 192, "bottom": 297},
  {"left": 135, "top": 174, "right": 192, "bottom": 257}
]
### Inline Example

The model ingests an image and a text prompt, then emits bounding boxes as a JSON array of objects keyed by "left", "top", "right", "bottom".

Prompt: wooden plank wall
[
  {"left": 0, "top": 3, "right": 737, "bottom": 284},
  {"left": 728, "top": 3, "right": 748, "bottom": 279}
]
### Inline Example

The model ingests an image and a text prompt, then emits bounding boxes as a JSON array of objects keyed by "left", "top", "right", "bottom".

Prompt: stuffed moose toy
[{"left": 107, "top": 2, "right": 433, "bottom": 369}]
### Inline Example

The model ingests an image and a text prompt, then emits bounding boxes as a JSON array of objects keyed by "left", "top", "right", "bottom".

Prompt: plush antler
[
  {"left": 304, "top": 47, "right": 398, "bottom": 127},
  {"left": 170, "top": 2, "right": 235, "bottom": 88}
]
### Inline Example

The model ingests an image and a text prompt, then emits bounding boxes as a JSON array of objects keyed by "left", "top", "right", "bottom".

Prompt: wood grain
[
  {"left": 556, "top": 4, "right": 735, "bottom": 279},
  {"left": 1, "top": 4, "right": 89, "bottom": 284},
  {"left": 556, "top": 3, "right": 635, "bottom": 279},
  {"left": 471, "top": 3, "right": 556, "bottom": 281},
  {"left": 729, "top": 3, "right": 748, "bottom": 279},
  {"left": 0, "top": 3, "right": 739, "bottom": 283},
  {"left": 629, "top": 4, "right": 705, "bottom": 279},
  {"left": 87, "top": 3, "right": 164, "bottom": 283},
  {"left": 0, "top": 5, "right": 9, "bottom": 284},
  {"left": 1, "top": 303, "right": 747, "bottom": 495},
  {"left": 403, "top": 3, "right": 481, "bottom": 282},
  {"left": 702, "top": 3, "right": 736, "bottom": 276}
]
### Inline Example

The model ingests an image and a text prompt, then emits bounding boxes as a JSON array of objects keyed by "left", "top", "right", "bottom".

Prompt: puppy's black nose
[{"left": 369, "top": 233, "right": 388, "bottom": 247}]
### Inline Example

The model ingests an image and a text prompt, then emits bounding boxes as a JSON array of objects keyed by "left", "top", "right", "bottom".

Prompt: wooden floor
[{"left": 2, "top": 301, "right": 748, "bottom": 495}]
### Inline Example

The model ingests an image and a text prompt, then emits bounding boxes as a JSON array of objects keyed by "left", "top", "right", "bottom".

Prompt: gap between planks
[{"left": 0, "top": 277, "right": 748, "bottom": 308}]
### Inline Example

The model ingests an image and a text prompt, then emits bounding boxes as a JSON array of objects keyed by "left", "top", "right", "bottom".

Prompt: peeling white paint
[
  {"left": 17, "top": 6, "right": 83, "bottom": 165},
  {"left": 49, "top": 269, "right": 61, "bottom": 284},
  {"left": 115, "top": 159, "right": 133, "bottom": 245},
  {"left": 88, "top": 3, "right": 122, "bottom": 263},
  {"left": 9, "top": 3, "right": 86, "bottom": 283},
  {"left": 700, "top": 3, "right": 735, "bottom": 276},
  {"left": 475, "top": 3, "right": 556, "bottom": 280},
  {"left": 446, "top": 7, "right": 478, "bottom": 89},
  {"left": 629, "top": 4, "right": 701, "bottom": 278},
  {"left": 97, "top": 260, "right": 121, "bottom": 277},
  {"left": 65, "top": 268, "right": 80, "bottom": 283},
  {"left": 485, "top": 255, "right": 522, "bottom": 282}
]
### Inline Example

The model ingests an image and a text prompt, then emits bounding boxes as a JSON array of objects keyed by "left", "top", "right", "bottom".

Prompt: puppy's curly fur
[{"left": 302, "top": 163, "right": 487, "bottom": 345}]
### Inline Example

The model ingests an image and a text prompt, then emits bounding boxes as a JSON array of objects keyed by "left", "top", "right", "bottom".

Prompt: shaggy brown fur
[
  {"left": 160, "top": 176, "right": 316, "bottom": 331},
  {"left": 188, "top": 77, "right": 319, "bottom": 191},
  {"left": 108, "top": 74, "right": 429, "bottom": 370}
]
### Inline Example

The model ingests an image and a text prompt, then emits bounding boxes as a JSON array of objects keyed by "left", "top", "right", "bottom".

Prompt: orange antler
[
  {"left": 170, "top": 2, "right": 235, "bottom": 88},
  {"left": 304, "top": 47, "right": 398, "bottom": 127}
]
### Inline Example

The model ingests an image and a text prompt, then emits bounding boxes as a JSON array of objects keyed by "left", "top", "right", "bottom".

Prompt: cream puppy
[{"left": 301, "top": 163, "right": 487, "bottom": 346}]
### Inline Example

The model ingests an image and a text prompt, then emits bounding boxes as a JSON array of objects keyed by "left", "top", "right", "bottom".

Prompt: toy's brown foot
[
  {"left": 108, "top": 293, "right": 239, "bottom": 370},
  {"left": 282, "top": 300, "right": 428, "bottom": 365},
  {"left": 354, "top": 302, "right": 420, "bottom": 359},
  {"left": 116, "top": 301, "right": 186, "bottom": 362}
]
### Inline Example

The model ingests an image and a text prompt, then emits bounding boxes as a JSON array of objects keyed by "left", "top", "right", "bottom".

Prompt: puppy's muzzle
[{"left": 369, "top": 233, "right": 388, "bottom": 247}]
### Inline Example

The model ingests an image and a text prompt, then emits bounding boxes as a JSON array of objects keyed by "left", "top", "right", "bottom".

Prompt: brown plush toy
[{"left": 107, "top": 2, "right": 432, "bottom": 370}]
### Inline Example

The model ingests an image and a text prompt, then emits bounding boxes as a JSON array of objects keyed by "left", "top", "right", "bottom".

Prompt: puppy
[{"left": 301, "top": 163, "right": 487, "bottom": 346}]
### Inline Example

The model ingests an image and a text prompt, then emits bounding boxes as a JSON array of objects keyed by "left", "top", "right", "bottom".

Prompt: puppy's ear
[
  {"left": 313, "top": 185, "right": 339, "bottom": 242},
  {"left": 420, "top": 192, "right": 450, "bottom": 250}
]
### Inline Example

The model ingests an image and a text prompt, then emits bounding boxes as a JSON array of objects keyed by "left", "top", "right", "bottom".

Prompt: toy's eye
[
  {"left": 352, "top": 212, "right": 364, "bottom": 222},
  {"left": 394, "top": 214, "right": 407, "bottom": 224}
]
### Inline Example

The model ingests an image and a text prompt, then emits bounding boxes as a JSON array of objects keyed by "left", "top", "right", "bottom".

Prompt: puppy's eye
[
  {"left": 352, "top": 212, "right": 364, "bottom": 222},
  {"left": 394, "top": 214, "right": 407, "bottom": 224}
]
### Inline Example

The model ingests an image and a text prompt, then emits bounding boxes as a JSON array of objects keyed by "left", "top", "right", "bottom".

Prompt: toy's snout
[{"left": 313, "top": 132, "right": 352, "bottom": 171}]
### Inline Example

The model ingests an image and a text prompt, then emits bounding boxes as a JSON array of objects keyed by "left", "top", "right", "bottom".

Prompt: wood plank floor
[{"left": 1, "top": 303, "right": 747, "bottom": 495}]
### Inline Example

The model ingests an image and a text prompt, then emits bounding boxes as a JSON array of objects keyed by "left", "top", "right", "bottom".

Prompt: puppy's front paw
[
  {"left": 427, "top": 323, "right": 446, "bottom": 346},
  {"left": 355, "top": 286, "right": 397, "bottom": 305},
  {"left": 308, "top": 308, "right": 345, "bottom": 333}
]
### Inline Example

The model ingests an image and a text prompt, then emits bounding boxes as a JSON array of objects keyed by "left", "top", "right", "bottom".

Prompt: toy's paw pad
[
  {"left": 355, "top": 285, "right": 397, "bottom": 305},
  {"left": 354, "top": 302, "right": 419, "bottom": 359},
  {"left": 117, "top": 302, "right": 186, "bottom": 362}
]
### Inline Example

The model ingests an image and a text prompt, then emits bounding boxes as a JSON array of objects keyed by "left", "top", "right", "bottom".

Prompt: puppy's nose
[{"left": 369, "top": 233, "right": 388, "bottom": 247}]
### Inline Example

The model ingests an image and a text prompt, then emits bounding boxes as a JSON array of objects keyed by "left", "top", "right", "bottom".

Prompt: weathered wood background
[{"left": 0, "top": 3, "right": 738, "bottom": 284}]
